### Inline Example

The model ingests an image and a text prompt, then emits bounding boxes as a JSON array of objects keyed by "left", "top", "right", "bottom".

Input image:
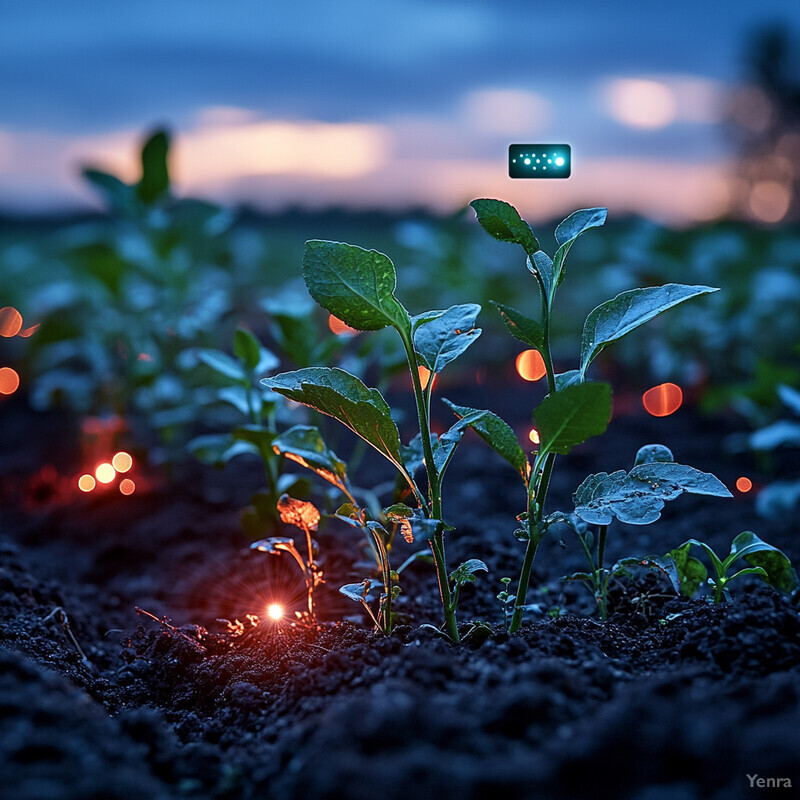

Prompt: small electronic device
[{"left": 509, "top": 144, "right": 571, "bottom": 178}]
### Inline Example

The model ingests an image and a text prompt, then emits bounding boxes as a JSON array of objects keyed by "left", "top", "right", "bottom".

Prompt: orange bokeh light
[
  {"left": 642, "top": 383, "right": 683, "bottom": 417},
  {"left": 119, "top": 478, "right": 136, "bottom": 495},
  {"left": 418, "top": 365, "right": 436, "bottom": 391},
  {"left": 0, "top": 307, "right": 23, "bottom": 337},
  {"left": 516, "top": 350, "right": 546, "bottom": 382},
  {"left": 18, "top": 323, "right": 40, "bottom": 338},
  {"left": 95, "top": 463, "right": 116, "bottom": 484},
  {"left": 328, "top": 315, "right": 358, "bottom": 336},
  {"left": 528, "top": 427, "right": 540, "bottom": 445},
  {"left": 78, "top": 474, "right": 96, "bottom": 492},
  {"left": 0, "top": 367, "right": 20, "bottom": 395},
  {"left": 267, "top": 603, "right": 284, "bottom": 620},
  {"left": 112, "top": 451, "right": 133, "bottom": 473},
  {"left": 736, "top": 476, "right": 753, "bottom": 493}
]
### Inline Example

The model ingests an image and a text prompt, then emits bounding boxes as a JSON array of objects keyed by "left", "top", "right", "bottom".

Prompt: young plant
[
  {"left": 469, "top": 198, "right": 722, "bottom": 632},
  {"left": 558, "top": 444, "right": 731, "bottom": 619},
  {"left": 189, "top": 326, "right": 308, "bottom": 535},
  {"left": 668, "top": 531, "right": 797, "bottom": 604},
  {"left": 251, "top": 494, "right": 324, "bottom": 622},
  {"left": 262, "top": 241, "right": 490, "bottom": 642}
]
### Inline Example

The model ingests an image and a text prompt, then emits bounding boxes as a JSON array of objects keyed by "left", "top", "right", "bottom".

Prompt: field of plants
[{"left": 2, "top": 133, "right": 800, "bottom": 799}]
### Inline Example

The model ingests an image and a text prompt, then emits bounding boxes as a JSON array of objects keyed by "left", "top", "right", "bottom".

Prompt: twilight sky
[{"left": 1, "top": 0, "right": 798, "bottom": 222}]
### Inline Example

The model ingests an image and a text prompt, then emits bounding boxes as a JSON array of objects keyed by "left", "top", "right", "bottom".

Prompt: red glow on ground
[
  {"left": 78, "top": 474, "right": 96, "bottom": 492},
  {"left": 112, "top": 451, "right": 133, "bottom": 473},
  {"left": 736, "top": 476, "right": 753, "bottom": 493},
  {"left": 516, "top": 350, "right": 546, "bottom": 382},
  {"left": 642, "top": 383, "right": 683, "bottom": 417},
  {"left": 328, "top": 315, "right": 358, "bottom": 336},
  {"left": 95, "top": 463, "right": 116, "bottom": 484},
  {"left": 119, "top": 478, "right": 136, "bottom": 495},
  {"left": 267, "top": 603, "right": 284, "bottom": 620},
  {"left": 0, "top": 307, "right": 23, "bottom": 337},
  {"left": 0, "top": 367, "right": 20, "bottom": 395}
]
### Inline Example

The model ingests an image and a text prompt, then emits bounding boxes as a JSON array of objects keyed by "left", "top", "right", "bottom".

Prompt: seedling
[
  {"left": 557, "top": 444, "right": 732, "bottom": 619},
  {"left": 262, "top": 241, "right": 490, "bottom": 642},
  {"left": 469, "top": 198, "right": 722, "bottom": 631},
  {"left": 189, "top": 327, "right": 308, "bottom": 535},
  {"left": 668, "top": 531, "right": 797, "bottom": 604},
  {"left": 251, "top": 494, "right": 324, "bottom": 623}
]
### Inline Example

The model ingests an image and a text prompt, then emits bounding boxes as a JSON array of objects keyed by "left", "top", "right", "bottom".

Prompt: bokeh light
[
  {"left": 95, "top": 463, "right": 116, "bottom": 484},
  {"left": 736, "top": 476, "right": 753, "bottom": 493},
  {"left": 328, "top": 314, "right": 358, "bottom": 336},
  {"left": 267, "top": 603, "right": 284, "bottom": 620},
  {"left": 418, "top": 365, "right": 436, "bottom": 391},
  {"left": 528, "top": 427, "right": 540, "bottom": 445},
  {"left": 748, "top": 181, "right": 791, "bottom": 223},
  {"left": 605, "top": 79, "right": 677, "bottom": 129},
  {"left": 112, "top": 451, "right": 133, "bottom": 472},
  {"left": 0, "top": 367, "right": 20, "bottom": 395},
  {"left": 119, "top": 478, "right": 136, "bottom": 495},
  {"left": 0, "top": 307, "right": 23, "bottom": 337},
  {"left": 642, "top": 383, "right": 683, "bottom": 417},
  {"left": 516, "top": 350, "right": 546, "bottom": 382},
  {"left": 78, "top": 474, "right": 96, "bottom": 492}
]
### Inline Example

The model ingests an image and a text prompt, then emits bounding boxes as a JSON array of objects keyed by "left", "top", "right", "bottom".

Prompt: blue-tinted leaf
[
  {"left": 234, "top": 328, "right": 262, "bottom": 371},
  {"left": 272, "top": 425, "right": 349, "bottom": 492},
  {"left": 553, "top": 208, "right": 606, "bottom": 285},
  {"left": 196, "top": 348, "right": 246, "bottom": 382},
  {"left": 450, "top": 559, "right": 488, "bottom": 588},
  {"left": 491, "top": 301, "right": 544, "bottom": 352},
  {"left": 728, "top": 531, "right": 797, "bottom": 594},
  {"left": 580, "top": 284, "right": 718, "bottom": 376},
  {"left": 413, "top": 303, "right": 481, "bottom": 373}
]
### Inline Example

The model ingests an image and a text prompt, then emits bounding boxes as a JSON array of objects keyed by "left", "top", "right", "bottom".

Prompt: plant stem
[{"left": 399, "top": 329, "right": 458, "bottom": 642}]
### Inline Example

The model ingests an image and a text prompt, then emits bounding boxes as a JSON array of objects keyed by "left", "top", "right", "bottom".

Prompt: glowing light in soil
[
  {"left": 642, "top": 383, "right": 683, "bottom": 417},
  {"left": 119, "top": 478, "right": 136, "bottom": 495},
  {"left": 328, "top": 315, "right": 358, "bottom": 336},
  {"left": 0, "top": 307, "right": 23, "bottom": 337},
  {"left": 736, "top": 476, "right": 753, "bottom": 493},
  {"left": 528, "top": 427, "right": 540, "bottom": 445},
  {"left": 0, "top": 367, "right": 20, "bottom": 395},
  {"left": 267, "top": 603, "right": 284, "bottom": 621},
  {"left": 418, "top": 365, "right": 436, "bottom": 391},
  {"left": 516, "top": 350, "right": 546, "bottom": 382},
  {"left": 95, "top": 463, "right": 116, "bottom": 484},
  {"left": 78, "top": 474, "right": 96, "bottom": 492},
  {"left": 112, "top": 451, "right": 133, "bottom": 473}
]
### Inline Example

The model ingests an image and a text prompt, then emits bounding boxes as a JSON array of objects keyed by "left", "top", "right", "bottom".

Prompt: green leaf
[
  {"left": 234, "top": 328, "right": 262, "bottom": 371},
  {"left": 271, "top": 425, "right": 349, "bottom": 493},
  {"left": 196, "top": 348, "right": 247, "bottom": 382},
  {"left": 385, "top": 506, "right": 442, "bottom": 543},
  {"left": 233, "top": 424, "right": 277, "bottom": 452},
  {"left": 82, "top": 169, "right": 136, "bottom": 214},
  {"left": 553, "top": 208, "right": 606, "bottom": 285},
  {"left": 491, "top": 301, "right": 545, "bottom": 352},
  {"left": 728, "top": 531, "right": 797, "bottom": 594},
  {"left": 303, "top": 240, "right": 410, "bottom": 333},
  {"left": 216, "top": 386, "right": 265, "bottom": 418},
  {"left": 533, "top": 382, "right": 611, "bottom": 457},
  {"left": 580, "top": 284, "right": 719, "bottom": 376},
  {"left": 442, "top": 399, "right": 528, "bottom": 483},
  {"left": 667, "top": 543, "right": 708, "bottom": 597},
  {"left": 262, "top": 367, "right": 408, "bottom": 476},
  {"left": 413, "top": 304, "right": 481, "bottom": 373},
  {"left": 188, "top": 434, "right": 256, "bottom": 466},
  {"left": 574, "top": 462, "right": 732, "bottom": 526},
  {"left": 469, "top": 198, "right": 538, "bottom": 255},
  {"left": 449, "top": 559, "right": 488, "bottom": 588},
  {"left": 137, "top": 130, "right": 170, "bottom": 204}
]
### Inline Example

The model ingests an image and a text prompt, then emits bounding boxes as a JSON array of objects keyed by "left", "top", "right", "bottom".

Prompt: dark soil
[{"left": 2, "top": 392, "right": 799, "bottom": 800}]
